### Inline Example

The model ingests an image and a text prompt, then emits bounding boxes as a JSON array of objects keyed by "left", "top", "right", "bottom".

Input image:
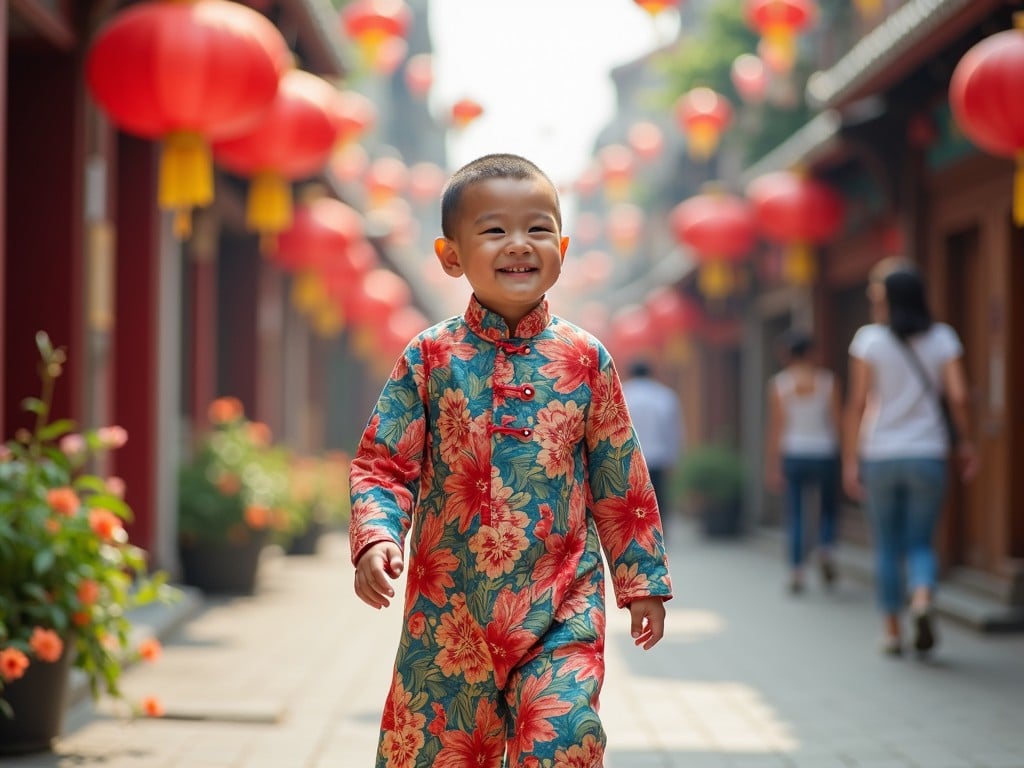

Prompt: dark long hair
[{"left": 884, "top": 267, "right": 932, "bottom": 339}]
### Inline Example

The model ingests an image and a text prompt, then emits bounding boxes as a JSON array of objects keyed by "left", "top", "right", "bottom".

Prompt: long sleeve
[
  {"left": 586, "top": 351, "right": 673, "bottom": 609},
  {"left": 348, "top": 346, "right": 428, "bottom": 565}
]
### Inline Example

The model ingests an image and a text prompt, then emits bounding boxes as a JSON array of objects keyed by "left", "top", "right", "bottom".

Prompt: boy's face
[{"left": 434, "top": 175, "right": 569, "bottom": 330}]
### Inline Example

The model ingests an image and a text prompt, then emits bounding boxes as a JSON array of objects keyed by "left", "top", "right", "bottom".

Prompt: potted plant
[
  {"left": 0, "top": 333, "right": 178, "bottom": 754},
  {"left": 677, "top": 443, "right": 746, "bottom": 538},
  {"left": 176, "top": 397, "right": 288, "bottom": 594},
  {"left": 282, "top": 451, "right": 352, "bottom": 556}
]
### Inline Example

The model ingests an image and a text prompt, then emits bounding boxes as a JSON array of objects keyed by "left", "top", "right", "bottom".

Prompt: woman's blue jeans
[
  {"left": 861, "top": 458, "right": 948, "bottom": 614},
  {"left": 782, "top": 455, "right": 840, "bottom": 568}
]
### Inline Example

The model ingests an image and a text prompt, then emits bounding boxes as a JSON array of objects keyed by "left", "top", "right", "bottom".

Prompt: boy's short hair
[{"left": 440, "top": 153, "right": 561, "bottom": 238}]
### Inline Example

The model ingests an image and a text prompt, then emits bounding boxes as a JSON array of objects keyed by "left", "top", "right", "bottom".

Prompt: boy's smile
[{"left": 435, "top": 175, "right": 569, "bottom": 332}]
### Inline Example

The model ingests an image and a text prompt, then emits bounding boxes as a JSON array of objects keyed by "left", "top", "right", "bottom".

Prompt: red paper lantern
[
  {"left": 407, "top": 161, "right": 447, "bottom": 205},
  {"left": 731, "top": 54, "right": 768, "bottom": 104},
  {"left": 633, "top": 0, "right": 680, "bottom": 16},
  {"left": 404, "top": 53, "right": 434, "bottom": 99},
  {"left": 627, "top": 121, "right": 665, "bottom": 163},
  {"left": 608, "top": 305, "right": 657, "bottom": 363},
  {"left": 674, "top": 88, "right": 733, "bottom": 160},
  {"left": 85, "top": 0, "right": 289, "bottom": 237},
  {"left": 332, "top": 90, "right": 378, "bottom": 146},
  {"left": 341, "top": 0, "right": 412, "bottom": 71},
  {"left": 364, "top": 156, "right": 409, "bottom": 209},
  {"left": 949, "top": 15, "right": 1024, "bottom": 225},
  {"left": 348, "top": 268, "right": 412, "bottom": 327},
  {"left": 607, "top": 203, "right": 645, "bottom": 255},
  {"left": 670, "top": 191, "right": 757, "bottom": 298},
  {"left": 645, "top": 287, "right": 701, "bottom": 337},
  {"left": 598, "top": 144, "right": 635, "bottom": 202},
  {"left": 275, "top": 197, "right": 365, "bottom": 273},
  {"left": 574, "top": 165, "right": 602, "bottom": 199},
  {"left": 330, "top": 143, "right": 370, "bottom": 184},
  {"left": 214, "top": 70, "right": 343, "bottom": 237},
  {"left": 746, "top": 170, "right": 844, "bottom": 285},
  {"left": 745, "top": 0, "right": 817, "bottom": 74},
  {"left": 451, "top": 98, "right": 484, "bottom": 129}
]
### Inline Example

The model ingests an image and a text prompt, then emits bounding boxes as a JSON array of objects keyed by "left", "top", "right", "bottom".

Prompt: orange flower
[
  {"left": 141, "top": 696, "right": 165, "bottom": 717},
  {"left": 208, "top": 396, "right": 244, "bottom": 425},
  {"left": 271, "top": 508, "right": 291, "bottom": 531},
  {"left": 45, "top": 518, "right": 62, "bottom": 534},
  {"left": 47, "top": 487, "right": 80, "bottom": 516},
  {"left": 0, "top": 648, "right": 29, "bottom": 682},
  {"left": 244, "top": 505, "right": 270, "bottom": 529},
  {"left": 407, "top": 611, "right": 427, "bottom": 639},
  {"left": 71, "top": 610, "right": 91, "bottom": 627},
  {"left": 77, "top": 579, "right": 100, "bottom": 605},
  {"left": 29, "top": 627, "right": 64, "bottom": 663},
  {"left": 138, "top": 638, "right": 162, "bottom": 663},
  {"left": 89, "top": 508, "right": 124, "bottom": 541}
]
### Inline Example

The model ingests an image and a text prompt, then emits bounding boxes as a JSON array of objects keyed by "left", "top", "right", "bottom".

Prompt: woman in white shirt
[
  {"left": 843, "top": 258, "right": 979, "bottom": 657},
  {"left": 765, "top": 330, "right": 842, "bottom": 595}
]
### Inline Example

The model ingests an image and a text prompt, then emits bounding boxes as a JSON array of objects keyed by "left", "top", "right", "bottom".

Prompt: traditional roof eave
[
  {"left": 805, "top": 0, "right": 1005, "bottom": 110},
  {"left": 739, "top": 110, "right": 843, "bottom": 187}
]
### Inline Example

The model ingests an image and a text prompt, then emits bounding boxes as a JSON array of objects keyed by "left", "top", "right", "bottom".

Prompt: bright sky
[{"left": 428, "top": 1, "right": 679, "bottom": 192}]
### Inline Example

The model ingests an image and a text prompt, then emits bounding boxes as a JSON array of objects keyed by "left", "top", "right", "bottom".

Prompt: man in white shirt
[{"left": 622, "top": 359, "right": 685, "bottom": 538}]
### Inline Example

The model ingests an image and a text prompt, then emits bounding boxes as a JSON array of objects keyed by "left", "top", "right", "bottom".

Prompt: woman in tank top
[
  {"left": 765, "top": 329, "right": 841, "bottom": 595},
  {"left": 843, "top": 258, "right": 979, "bottom": 658}
]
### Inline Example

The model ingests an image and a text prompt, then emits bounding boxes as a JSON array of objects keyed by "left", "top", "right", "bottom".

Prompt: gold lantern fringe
[
  {"left": 782, "top": 243, "right": 816, "bottom": 286},
  {"left": 247, "top": 170, "right": 293, "bottom": 239},
  {"left": 686, "top": 122, "right": 720, "bottom": 161},
  {"left": 698, "top": 260, "right": 734, "bottom": 299},
  {"left": 159, "top": 131, "right": 214, "bottom": 239}
]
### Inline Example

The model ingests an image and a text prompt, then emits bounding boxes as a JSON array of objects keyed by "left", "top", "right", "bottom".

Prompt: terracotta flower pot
[{"left": 0, "top": 645, "right": 74, "bottom": 755}]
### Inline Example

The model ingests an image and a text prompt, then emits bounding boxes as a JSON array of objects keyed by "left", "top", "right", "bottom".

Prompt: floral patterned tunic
[{"left": 349, "top": 296, "right": 673, "bottom": 768}]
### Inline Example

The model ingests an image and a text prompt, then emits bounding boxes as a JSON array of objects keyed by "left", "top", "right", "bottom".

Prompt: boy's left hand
[{"left": 628, "top": 597, "right": 666, "bottom": 650}]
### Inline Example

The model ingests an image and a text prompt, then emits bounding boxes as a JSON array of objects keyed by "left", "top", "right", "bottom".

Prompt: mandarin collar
[{"left": 464, "top": 295, "right": 551, "bottom": 341}]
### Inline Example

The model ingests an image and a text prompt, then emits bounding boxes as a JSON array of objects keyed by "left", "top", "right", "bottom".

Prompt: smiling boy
[{"left": 350, "top": 153, "right": 672, "bottom": 767}]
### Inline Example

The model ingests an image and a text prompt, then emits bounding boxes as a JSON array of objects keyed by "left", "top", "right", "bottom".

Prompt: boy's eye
[
  {"left": 483, "top": 227, "right": 504, "bottom": 234},
  {"left": 530, "top": 226, "right": 553, "bottom": 233}
]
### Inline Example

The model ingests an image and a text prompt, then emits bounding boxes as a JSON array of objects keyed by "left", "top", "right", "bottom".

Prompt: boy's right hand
[{"left": 354, "top": 542, "right": 404, "bottom": 610}]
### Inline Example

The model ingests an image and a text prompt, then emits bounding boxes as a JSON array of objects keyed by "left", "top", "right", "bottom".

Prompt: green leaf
[
  {"left": 21, "top": 397, "right": 46, "bottom": 416},
  {"left": 39, "top": 419, "right": 76, "bottom": 442},
  {"left": 33, "top": 548, "right": 56, "bottom": 575},
  {"left": 35, "top": 330, "right": 53, "bottom": 358}
]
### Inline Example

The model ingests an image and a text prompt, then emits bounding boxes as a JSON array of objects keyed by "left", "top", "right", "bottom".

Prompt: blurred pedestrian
[
  {"left": 843, "top": 257, "right": 979, "bottom": 658},
  {"left": 764, "top": 329, "right": 841, "bottom": 595},
  {"left": 622, "top": 358, "right": 685, "bottom": 537},
  {"left": 348, "top": 153, "right": 672, "bottom": 767}
]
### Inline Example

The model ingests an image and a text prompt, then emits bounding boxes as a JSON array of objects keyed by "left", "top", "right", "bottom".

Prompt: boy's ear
[
  {"left": 560, "top": 236, "right": 570, "bottom": 261},
  {"left": 434, "top": 237, "right": 464, "bottom": 277}
]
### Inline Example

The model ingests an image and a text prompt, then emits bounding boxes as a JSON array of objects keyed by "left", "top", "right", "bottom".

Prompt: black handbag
[{"left": 893, "top": 332, "right": 960, "bottom": 450}]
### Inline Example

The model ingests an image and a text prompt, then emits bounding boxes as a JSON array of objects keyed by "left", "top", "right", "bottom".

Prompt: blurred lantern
[
  {"left": 291, "top": 269, "right": 329, "bottom": 315},
  {"left": 348, "top": 268, "right": 412, "bottom": 327},
  {"left": 574, "top": 164, "right": 602, "bottom": 199},
  {"left": 332, "top": 90, "right": 378, "bottom": 147},
  {"left": 85, "top": 0, "right": 289, "bottom": 238},
  {"left": 670, "top": 190, "right": 757, "bottom": 299},
  {"left": 608, "top": 305, "right": 657, "bottom": 363},
  {"left": 731, "top": 53, "right": 768, "bottom": 104},
  {"left": 275, "top": 196, "right": 364, "bottom": 273},
  {"left": 404, "top": 53, "right": 434, "bottom": 99},
  {"left": 370, "top": 36, "right": 407, "bottom": 76},
  {"left": 310, "top": 302, "right": 345, "bottom": 338},
  {"left": 949, "top": 14, "right": 1024, "bottom": 226},
  {"left": 330, "top": 142, "right": 370, "bottom": 184},
  {"left": 340, "top": 0, "right": 412, "bottom": 72},
  {"left": 320, "top": 237, "right": 378, "bottom": 307},
  {"left": 627, "top": 121, "right": 665, "bottom": 163},
  {"left": 598, "top": 143, "right": 635, "bottom": 202},
  {"left": 645, "top": 287, "right": 701, "bottom": 365},
  {"left": 364, "top": 156, "right": 409, "bottom": 209},
  {"left": 633, "top": 0, "right": 680, "bottom": 15},
  {"left": 451, "top": 98, "right": 484, "bottom": 129},
  {"left": 367, "top": 197, "right": 417, "bottom": 247},
  {"left": 745, "top": 0, "right": 817, "bottom": 75},
  {"left": 573, "top": 211, "right": 603, "bottom": 246},
  {"left": 213, "top": 70, "right": 342, "bottom": 240},
  {"left": 382, "top": 305, "right": 429, "bottom": 359},
  {"left": 746, "top": 170, "right": 844, "bottom": 286},
  {"left": 408, "top": 161, "right": 447, "bottom": 205},
  {"left": 580, "top": 249, "right": 613, "bottom": 289},
  {"left": 606, "top": 203, "right": 645, "bottom": 255},
  {"left": 674, "top": 87, "right": 733, "bottom": 160}
]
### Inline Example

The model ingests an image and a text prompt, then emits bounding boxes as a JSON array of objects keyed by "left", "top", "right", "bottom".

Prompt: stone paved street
[{"left": 5, "top": 518, "right": 1024, "bottom": 768}]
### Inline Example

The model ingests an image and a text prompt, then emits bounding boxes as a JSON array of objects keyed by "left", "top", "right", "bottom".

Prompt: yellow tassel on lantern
[
  {"left": 247, "top": 170, "right": 293, "bottom": 237},
  {"left": 698, "top": 260, "right": 734, "bottom": 299},
  {"left": 783, "top": 243, "right": 816, "bottom": 285},
  {"left": 665, "top": 335, "right": 693, "bottom": 366},
  {"left": 291, "top": 270, "right": 327, "bottom": 315},
  {"left": 853, "top": 0, "right": 883, "bottom": 19},
  {"left": 1015, "top": 151, "right": 1024, "bottom": 227},
  {"left": 159, "top": 131, "right": 214, "bottom": 239},
  {"left": 760, "top": 26, "right": 796, "bottom": 74},
  {"left": 687, "top": 122, "right": 721, "bottom": 161},
  {"left": 311, "top": 304, "right": 344, "bottom": 338}
]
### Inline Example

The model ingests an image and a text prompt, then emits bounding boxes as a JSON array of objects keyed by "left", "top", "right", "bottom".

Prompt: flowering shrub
[
  {"left": 0, "top": 333, "right": 178, "bottom": 717},
  {"left": 177, "top": 397, "right": 290, "bottom": 545},
  {"left": 280, "top": 451, "right": 352, "bottom": 540}
]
